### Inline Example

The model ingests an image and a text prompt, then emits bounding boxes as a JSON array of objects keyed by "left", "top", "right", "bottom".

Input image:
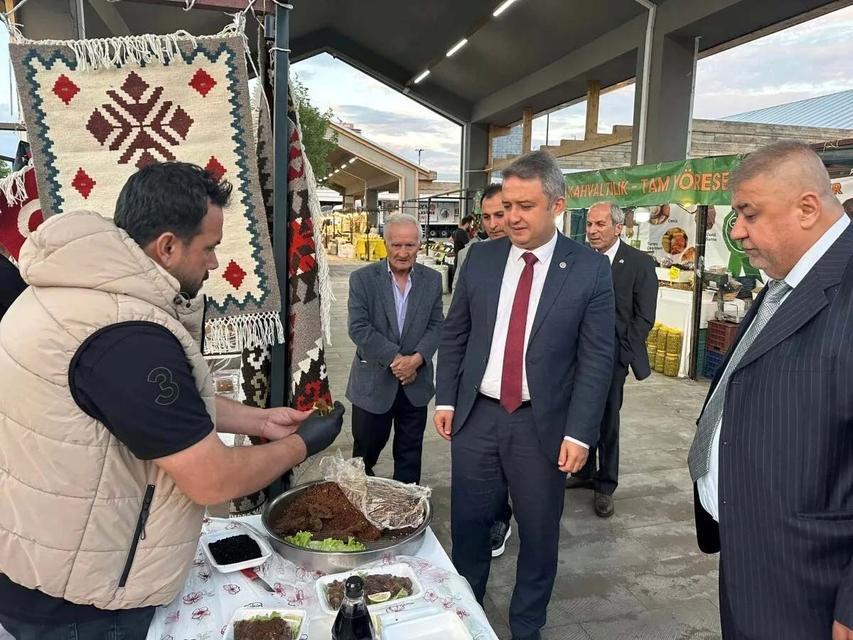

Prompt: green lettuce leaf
[{"left": 284, "top": 531, "right": 366, "bottom": 552}]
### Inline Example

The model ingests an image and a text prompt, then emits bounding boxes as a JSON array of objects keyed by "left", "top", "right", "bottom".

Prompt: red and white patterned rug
[{"left": 10, "top": 27, "right": 283, "bottom": 354}]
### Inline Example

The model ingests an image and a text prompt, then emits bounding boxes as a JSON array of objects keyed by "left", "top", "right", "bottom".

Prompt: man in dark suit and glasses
[
  {"left": 687, "top": 141, "right": 853, "bottom": 639},
  {"left": 435, "top": 150, "right": 615, "bottom": 640},
  {"left": 566, "top": 202, "right": 657, "bottom": 518},
  {"left": 346, "top": 214, "right": 443, "bottom": 484}
]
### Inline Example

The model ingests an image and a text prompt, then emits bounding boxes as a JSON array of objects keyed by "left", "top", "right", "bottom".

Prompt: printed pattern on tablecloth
[
  {"left": 0, "top": 165, "right": 44, "bottom": 260},
  {"left": 145, "top": 518, "right": 496, "bottom": 640},
  {"left": 9, "top": 29, "right": 283, "bottom": 354}
]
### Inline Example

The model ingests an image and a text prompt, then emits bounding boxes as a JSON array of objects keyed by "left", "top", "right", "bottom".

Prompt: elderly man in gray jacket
[{"left": 346, "top": 214, "right": 444, "bottom": 484}]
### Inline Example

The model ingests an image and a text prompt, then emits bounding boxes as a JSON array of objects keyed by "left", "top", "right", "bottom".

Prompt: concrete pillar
[
  {"left": 461, "top": 122, "right": 489, "bottom": 216},
  {"left": 365, "top": 189, "right": 379, "bottom": 229},
  {"left": 631, "top": 31, "right": 698, "bottom": 164}
]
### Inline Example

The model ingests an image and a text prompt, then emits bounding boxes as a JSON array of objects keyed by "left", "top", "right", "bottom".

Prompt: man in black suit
[
  {"left": 688, "top": 141, "right": 853, "bottom": 639},
  {"left": 566, "top": 202, "right": 657, "bottom": 517},
  {"left": 435, "top": 151, "right": 615, "bottom": 640},
  {"left": 346, "top": 214, "right": 443, "bottom": 484}
]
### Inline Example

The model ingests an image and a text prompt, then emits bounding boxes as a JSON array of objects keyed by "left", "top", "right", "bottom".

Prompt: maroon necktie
[{"left": 501, "top": 252, "right": 538, "bottom": 413}]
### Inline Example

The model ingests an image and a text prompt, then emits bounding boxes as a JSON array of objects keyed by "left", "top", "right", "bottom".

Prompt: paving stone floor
[{"left": 305, "top": 257, "right": 721, "bottom": 640}]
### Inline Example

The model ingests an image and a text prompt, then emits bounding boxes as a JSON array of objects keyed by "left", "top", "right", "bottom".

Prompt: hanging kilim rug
[
  {"left": 0, "top": 164, "right": 44, "bottom": 261},
  {"left": 9, "top": 26, "right": 283, "bottom": 354},
  {"left": 284, "top": 92, "right": 333, "bottom": 410}
]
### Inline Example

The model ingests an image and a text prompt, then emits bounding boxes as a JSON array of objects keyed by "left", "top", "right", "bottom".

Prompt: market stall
[{"left": 564, "top": 155, "right": 745, "bottom": 379}]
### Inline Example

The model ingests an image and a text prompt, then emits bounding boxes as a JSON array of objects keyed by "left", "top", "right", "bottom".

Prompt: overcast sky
[{"left": 294, "top": 4, "right": 853, "bottom": 180}]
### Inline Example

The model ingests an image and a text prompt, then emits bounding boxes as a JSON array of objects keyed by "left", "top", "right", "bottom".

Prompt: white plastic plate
[
  {"left": 201, "top": 523, "right": 273, "bottom": 574},
  {"left": 315, "top": 562, "right": 424, "bottom": 615},
  {"left": 381, "top": 610, "right": 472, "bottom": 640},
  {"left": 224, "top": 607, "right": 306, "bottom": 640}
]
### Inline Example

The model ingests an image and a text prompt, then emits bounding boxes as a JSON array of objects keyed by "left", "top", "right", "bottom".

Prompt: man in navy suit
[
  {"left": 346, "top": 214, "right": 443, "bottom": 484},
  {"left": 688, "top": 142, "right": 853, "bottom": 639},
  {"left": 435, "top": 150, "right": 615, "bottom": 640}
]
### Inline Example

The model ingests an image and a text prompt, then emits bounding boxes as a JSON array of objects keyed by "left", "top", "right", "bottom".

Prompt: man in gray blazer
[
  {"left": 436, "top": 151, "right": 615, "bottom": 640},
  {"left": 688, "top": 142, "right": 853, "bottom": 639},
  {"left": 346, "top": 214, "right": 443, "bottom": 484}
]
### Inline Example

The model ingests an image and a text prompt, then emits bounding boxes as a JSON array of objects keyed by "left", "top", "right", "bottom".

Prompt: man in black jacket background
[{"left": 566, "top": 202, "right": 658, "bottom": 518}]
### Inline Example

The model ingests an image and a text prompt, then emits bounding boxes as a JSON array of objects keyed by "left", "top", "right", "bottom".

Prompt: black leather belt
[{"left": 477, "top": 393, "right": 531, "bottom": 409}]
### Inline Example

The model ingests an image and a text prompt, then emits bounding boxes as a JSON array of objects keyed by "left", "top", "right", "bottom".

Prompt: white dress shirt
[
  {"left": 698, "top": 214, "right": 850, "bottom": 521},
  {"left": 602, "top": 238, "right": 621, "bottom": 264},
  {"left": 436, "top": 231, "right": 589, "bottom": 448}
]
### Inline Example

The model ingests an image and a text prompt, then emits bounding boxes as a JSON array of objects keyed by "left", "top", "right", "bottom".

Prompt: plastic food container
[
  {"left": 315, "top": 562, "right": 424, "bottom": 615},
  {"left": 224, "top": 607, "right": 306, "bottom": 640},
  {"left": 381, "top": 610, "right": 472, "bottom": 640},
  {"left": 201, "top": 523, "right": 273, "bottom": 574}
]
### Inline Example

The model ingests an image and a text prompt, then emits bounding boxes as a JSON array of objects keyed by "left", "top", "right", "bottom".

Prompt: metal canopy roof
[
  {"left": 14, "top": 0, "right": 847, "bottom": 128},
  {"left": 722, "top": 89, "right": 853, "bottom": 130}
]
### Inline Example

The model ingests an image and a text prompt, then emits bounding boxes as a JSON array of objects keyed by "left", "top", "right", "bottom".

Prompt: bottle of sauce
[{"left": 332, "top": 575, "right": 376, "bottom": 640}]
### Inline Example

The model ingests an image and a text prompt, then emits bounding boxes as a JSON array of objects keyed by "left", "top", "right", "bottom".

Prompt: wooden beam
[
  {"left": 521, "top": 107, "right": 533, "bottom": 153},
  {"left": 488, "top": 125, "right": 634, "bottom": 171},
  {"left": 541, "top": 125, "right": 632, "bottom": 158},
  {"left": 584, "top": 80, "right": 601, "bottom": 139},
  {"left": 4, "top": 0, "right": 16, "bottom": 26}
]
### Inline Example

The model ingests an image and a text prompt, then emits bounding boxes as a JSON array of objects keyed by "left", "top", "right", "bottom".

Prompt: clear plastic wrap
[{"left": 319, "top": 454, "right": 431, "bottom": 531}]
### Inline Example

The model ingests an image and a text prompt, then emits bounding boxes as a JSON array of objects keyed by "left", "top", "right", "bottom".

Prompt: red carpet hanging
[{"left": 0, "top": 165, "right": 44, "bottom": 261}]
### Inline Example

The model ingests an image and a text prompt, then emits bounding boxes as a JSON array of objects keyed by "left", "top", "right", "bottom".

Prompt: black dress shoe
[
  {"left": 594, "top": 491, "right": 615, "bottom": 518},
  {"left": 565, "top": 475, "right": 593, "bottom": 490},
  {"left": 511, "top": 631, "right": 541, "bottom": 640}
]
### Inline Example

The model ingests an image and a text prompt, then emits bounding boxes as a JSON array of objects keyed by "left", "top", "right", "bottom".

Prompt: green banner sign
[{"left": 564, "top": 155, "right": 743, "bottom": 208}]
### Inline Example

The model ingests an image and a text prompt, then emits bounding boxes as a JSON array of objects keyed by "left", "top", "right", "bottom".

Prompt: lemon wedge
[{"left": 367, "top": 591, "right": 392, "bottom": 603}]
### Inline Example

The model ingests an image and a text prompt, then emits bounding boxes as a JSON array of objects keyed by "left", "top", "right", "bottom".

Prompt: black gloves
[{"left": 297, "top": 401, "right": 345, "bottom": 457}]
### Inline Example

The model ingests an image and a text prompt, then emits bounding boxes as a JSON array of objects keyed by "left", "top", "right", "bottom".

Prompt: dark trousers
[
  {"left": 0, "top": 608, "right": 154, "bottom": 640},
  {"left": 451, "top": 397, "right": 566, "bottom": 638},
  {"left": 578, "top": 364, "right": 628, "bottom": 495},
  {"left": 351, "top": 385, "right": 427, "bottom": 484}
]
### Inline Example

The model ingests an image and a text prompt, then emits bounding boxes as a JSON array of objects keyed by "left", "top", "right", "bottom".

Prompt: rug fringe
[
  {"left": 11, "top": 24, "right": 243, "bottom": 71},
  {"left": 292, "top": 93, "right": 335, "bottom": 346},
  {"left": 204, "top": 311, "right": 284, "bottom": 356},
  {"left": 0, "top": 163, "right": 30, "bottom": 205}
]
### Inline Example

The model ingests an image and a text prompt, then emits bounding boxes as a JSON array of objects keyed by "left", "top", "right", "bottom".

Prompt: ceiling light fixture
[
  {"left": 446, "top": 38, "right": 468, "bottom": 57},
  {"left": 492, "top": 0, "right": 519, "bottom": 17},
  {"left": 413, "top": 69, "right": 430, "bottom": 84},
  {"left": 348, "top": 158, "right": 357, "bottom": 165}
]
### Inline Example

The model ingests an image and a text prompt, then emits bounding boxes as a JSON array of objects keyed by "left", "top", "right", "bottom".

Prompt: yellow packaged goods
[
  {"left": 664, "top": 353, "right": 680, "bottom": 377},
  {"left": 654, "top": 351, "right": 666, "bottom": 372},
  {"left": 647, "top": 345, "right": 657, "bottom": 361},
  {"left": 647, "top": 324, "right": 660, "bottom": 346},
  {"left": 656, "top": 327, "right": 669, "bottom": 351},
  {"left": 666, "top": 330, "right": 683, "bottom": 354}
]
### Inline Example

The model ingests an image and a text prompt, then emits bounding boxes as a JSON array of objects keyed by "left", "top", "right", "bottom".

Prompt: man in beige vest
[{"left": 0, "top": 162, "right": 343, "bottom": 640}]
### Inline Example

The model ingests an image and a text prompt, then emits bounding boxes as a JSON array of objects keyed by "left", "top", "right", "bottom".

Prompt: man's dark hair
[
  {"left": 480, "top": 183, "right": 502, "bottom": 206},
  {"left": 114, "top": 162, "right": 233, "bottom": 246},
  {"left": 460, "top": 215, "right": 474, "bottom": 226},
  {"left": 843, "top": 198, "right": 853, "bottom": 219}
]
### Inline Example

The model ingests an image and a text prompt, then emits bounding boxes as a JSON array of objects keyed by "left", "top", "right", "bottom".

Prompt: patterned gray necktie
[{"left": 688, "top": 279, "right": 792, "bottom": 481}]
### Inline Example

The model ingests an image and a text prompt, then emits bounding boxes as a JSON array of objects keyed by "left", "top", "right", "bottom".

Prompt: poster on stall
[
  {"left": 631, "top": 203, "right": 755, "bottom": 276},
  {"left": 832, "top": 175, "right": 853, "bottom": 205}
]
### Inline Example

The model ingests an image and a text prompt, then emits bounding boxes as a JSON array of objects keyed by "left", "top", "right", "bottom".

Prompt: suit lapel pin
[
  {"left": 559, "top": 261, "right": 567, "bottom": 269},
  {"left": 619, "top": 259, "right": 625, "bottom": 264}
]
